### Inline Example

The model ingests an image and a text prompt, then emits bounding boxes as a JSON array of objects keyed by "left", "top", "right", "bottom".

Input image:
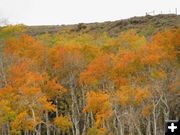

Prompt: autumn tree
[{"left": 84, "top": 91, "right": 112, "bottom": 134}]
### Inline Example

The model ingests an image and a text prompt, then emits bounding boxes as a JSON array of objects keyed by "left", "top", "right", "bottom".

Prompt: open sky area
[{"left": 0, "top": 0, "right": 179, "bottom": 25}]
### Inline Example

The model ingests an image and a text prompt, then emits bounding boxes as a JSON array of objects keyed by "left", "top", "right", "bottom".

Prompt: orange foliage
[
  {"left": 108, "top": 29, "right": 146, "bottom": 53},
  {"left": 116, "top": 86, "right": 151, "bottom": 106},
  {"left": 135, "top": 87, "right": 151, "bottom": 104},
  {"left": 142, "top": 104, "right": 152, "bottom": 117},
  {"left": 80, "top": 54, "right": 114, "bottom": 85},
  {"left": 45, "top": 78, "right": 67, "bottom": 98},
  {"left": 38, "top": 96, "right": 56, "bottom": 112},
  {"left": 140, "top": 44, "right": 165, "bottom": 65},
  {"left": 54, "top": 115, "right": 72, "bottom": 133},
  {"left": 4, "top": 34, "right": 46, "bottom": 67},
  {"left": 48, "top": 45, "right": 66, "bottom": 69},
  {"left": 84, "top": 91, "right": 112, "bottom": 127},
  {"left": 151, "top": 28, "right": 180, "bottom": 60},
  {"left": 7, "top": 60, "right": 44, "bottom": 88},
  {"left": 11, "top": 111, "right": 30, "bottom": 132},
  {"left": 114, "top": 51, "right": 140, "bottom": 76},
  {"left": 116, "top": 86, "right": 134, "bottom": 106}
]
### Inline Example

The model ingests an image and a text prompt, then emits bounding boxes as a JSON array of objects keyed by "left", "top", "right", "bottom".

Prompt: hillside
[{"left": 27, "top": 14, "right": 180, "bottom": 36}]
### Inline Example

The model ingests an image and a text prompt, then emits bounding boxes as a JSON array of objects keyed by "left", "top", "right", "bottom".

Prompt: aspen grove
[{"left": 0, "top": 25, "right": 179, "bottom": 135}]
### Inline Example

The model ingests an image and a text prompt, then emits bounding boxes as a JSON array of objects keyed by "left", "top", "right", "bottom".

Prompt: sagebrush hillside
[{"left": 27, "top": 14, "right": 180, "bottom": 36}]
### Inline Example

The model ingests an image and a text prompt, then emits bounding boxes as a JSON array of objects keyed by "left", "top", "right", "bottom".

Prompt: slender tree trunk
[
  {"left": 129, "top": 106, "right": 134, "bottom": 135},
  {"left": 90, "top": 111, "right": 95, "bottom": 126},
  {"left": 7, "top": 122, "right": 11, "bottom": 135},
  {"left": 82, "top": 112, "right": 87, "bottom": 135},
  {"left": 114, "top": 106, "right": 123, "bottom": 135},
  {"left": 153, "top": 105, "right": 157, "bottom": 135},
  {"left": 134, "top": 122, "right": 142, "bottom": 135},
  {"left": 81, "top": 87, "right": 87, "bottom": 135},
  {"left": 113, "top": 117, "right": 118, "bottom": 135},
  {"left": 38, "top": 124, "right": 41, "bottom": 135},
  {"left": 30, "top": 108, "right": 40, "bottom": 135},
  {"left": 0, "top": 58, "right": 7, "bottom": 86},
  {"left": 146, "top": 117, "right": 151, "bottom": 135},
  {"left": 72, "top": 126, "right": 75, "bottom": 135},
  {"left": 70, "top": 82, "right": 80, "bottom": 135},
  {"left": 45, "top": 111, "right": 50, "bottom": 135},
  {"left": 1, "top": 128, "right": 2, "bottom": 135},
  {"left": 53, "top": 128, "right": 56, "bottom": 135},
  {"left": 55, "top": 98, "right": 59, "bottom": 117}
]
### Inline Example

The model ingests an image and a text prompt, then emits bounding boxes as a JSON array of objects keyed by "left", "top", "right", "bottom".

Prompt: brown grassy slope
[{"left": 27, "top": 14, "right": 180, "bottom": 37}]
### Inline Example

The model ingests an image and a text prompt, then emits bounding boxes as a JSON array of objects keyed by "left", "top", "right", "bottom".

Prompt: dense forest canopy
[{"left": 0, "top": 15, "right": 180, "bottom": 135}]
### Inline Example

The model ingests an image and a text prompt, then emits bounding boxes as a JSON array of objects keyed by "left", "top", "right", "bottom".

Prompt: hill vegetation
[{"left": 27, "top": 14, "right": 180, "bottom": 37}]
